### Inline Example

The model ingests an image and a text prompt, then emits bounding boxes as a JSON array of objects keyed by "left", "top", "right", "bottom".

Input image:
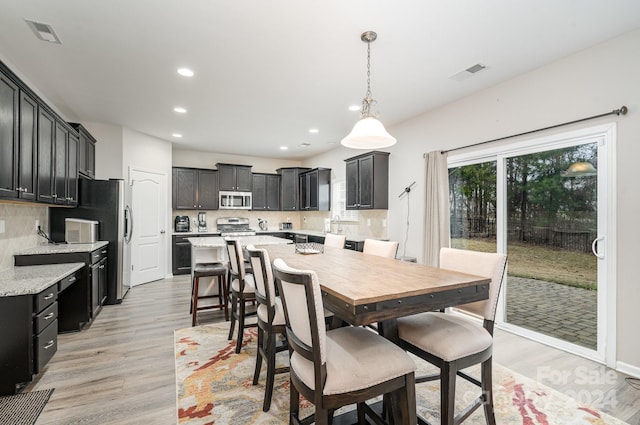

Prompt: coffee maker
[
  {"left": 174, "top": 216, "right": 190, "bottom": 232},
  {"left": 197, "top": 211, "right": 207, "bottom": 232}
]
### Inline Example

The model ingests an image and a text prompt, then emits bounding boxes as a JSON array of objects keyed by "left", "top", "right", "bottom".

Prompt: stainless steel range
[{"left": 216, "top": 217, "right": 256, "bottom": 237}]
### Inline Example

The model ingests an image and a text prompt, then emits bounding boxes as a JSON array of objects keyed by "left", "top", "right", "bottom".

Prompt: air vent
[
  {"left": 298, "top": 142, "right": 311, "bottom": 148},
  {"left": 25, "top": 19, "right": 62, "bottom": 44},
  {"left": 449, "top": 63, "right": 487, "bottom": 82}
]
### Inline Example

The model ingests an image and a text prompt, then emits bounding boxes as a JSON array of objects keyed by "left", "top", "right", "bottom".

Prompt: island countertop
[
  {"left": 188, "top": 235, "right": 293, "bottom": 248},
  {"left": 13, "top": 241, "right": 109, "bottom": 256},
  {"left": 0, "top": 263, "right": 85, "bottom": 297}
]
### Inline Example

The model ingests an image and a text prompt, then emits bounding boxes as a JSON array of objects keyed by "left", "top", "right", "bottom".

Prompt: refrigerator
[{"left": 50, "top": 179, "right": 131, "bottom": 304}]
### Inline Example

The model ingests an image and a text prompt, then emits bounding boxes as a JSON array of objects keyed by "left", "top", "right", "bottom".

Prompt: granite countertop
[
  {"left": 13, "top": 241, "right": 109, "bottom": 256},
  {"left": 254, "top": 229, "right": 371, "bottom": 243},
  {"left": 188, "top": 235, "right": 293, "bottom": 248},
  {"left": 173, "top": 231, "right": 221, "bottom": 236},
  {"left": 0, "top": 263, "right": 85, "bottom": 297}
]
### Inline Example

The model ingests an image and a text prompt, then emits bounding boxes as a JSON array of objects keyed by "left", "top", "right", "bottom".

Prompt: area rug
[
  {"left": 0, "top": 388, "right": 54, "bottom": 425},
  {"left": 175, "top": 323, "right": 628, "bottom": 425}
]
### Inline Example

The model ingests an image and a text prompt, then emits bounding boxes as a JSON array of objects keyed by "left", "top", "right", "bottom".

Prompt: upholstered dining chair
[
  {"left": 272, "top": 258, "right": 417, "bottom": 425},
  {"left": 396, "top": 248, "right": 507, "bottom": 425},
  {"left": 323, "top": 233, "right": 346, "bottom": 249},
  {"left": 226, "top": 238, "right": 257, "bottom": 354},
  {"left": 246, "top": 245, "right": 289, "bottom": 412},
  {"left": 362, "top": 239, "right": 399, "bottom": 259}
]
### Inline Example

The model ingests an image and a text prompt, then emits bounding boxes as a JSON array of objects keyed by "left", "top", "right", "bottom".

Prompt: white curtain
[{"left": 423, "top": 151, "right": 450, "bottom": 266}]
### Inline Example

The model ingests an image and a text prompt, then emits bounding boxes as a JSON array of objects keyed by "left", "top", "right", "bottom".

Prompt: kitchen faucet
[{"left": 332, "top": 215, "right": 343, "bottom": 233}]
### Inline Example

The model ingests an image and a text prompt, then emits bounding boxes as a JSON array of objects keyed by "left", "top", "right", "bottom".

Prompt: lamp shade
[{"left": 341, "top": 117, "right": 397, "bottom": 149}]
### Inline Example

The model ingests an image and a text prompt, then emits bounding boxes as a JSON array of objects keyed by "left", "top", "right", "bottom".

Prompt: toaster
[
  {"left": 175, "top": 216, "right": 190, "bottom": 232},
  {"left": 65, "top": 218, "right": 99, "bottom": 243}
]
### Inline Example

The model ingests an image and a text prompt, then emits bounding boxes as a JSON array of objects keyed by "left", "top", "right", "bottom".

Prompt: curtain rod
[{"left": 428, "top": 105, "right": 628, "bottom": 157}]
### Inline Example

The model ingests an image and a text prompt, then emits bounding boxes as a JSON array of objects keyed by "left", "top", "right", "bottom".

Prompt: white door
[{"left": 129, "top": 168, "right": 167, "bottom": 286}]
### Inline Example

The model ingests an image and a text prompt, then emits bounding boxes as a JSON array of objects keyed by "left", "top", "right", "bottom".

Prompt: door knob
[{"left": 160, "top": 230, "right": 166, "bottom": 234}]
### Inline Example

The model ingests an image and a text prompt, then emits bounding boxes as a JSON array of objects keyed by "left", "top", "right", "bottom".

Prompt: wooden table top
[{"left": 261, "top": 244, "right": 491, "bottom": 325}]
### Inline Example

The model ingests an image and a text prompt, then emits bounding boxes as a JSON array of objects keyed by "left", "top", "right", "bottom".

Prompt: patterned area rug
[
  {"left": 0, "top": 388, "right": 54, "bottom": 425},
  {"left": 175, "top": 323, "right": 627, "bottom": 425}
]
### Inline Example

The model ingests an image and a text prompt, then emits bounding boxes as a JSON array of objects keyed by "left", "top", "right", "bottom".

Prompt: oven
[{"left": 219, "top": 191, "right": 252, "bottom": 210}]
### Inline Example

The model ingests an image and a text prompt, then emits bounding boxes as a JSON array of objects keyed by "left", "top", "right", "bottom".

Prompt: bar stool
[{"left": 191, "top": 262, "right": 228, "bottom": 326}]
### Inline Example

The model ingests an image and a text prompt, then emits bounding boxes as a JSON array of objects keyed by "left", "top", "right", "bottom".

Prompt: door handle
[
  {"left": 591, "top": 236, "right": 604, "bottom": 259},
  {"left": 160, "top": 230, "right": 166, "bottom": 234}
]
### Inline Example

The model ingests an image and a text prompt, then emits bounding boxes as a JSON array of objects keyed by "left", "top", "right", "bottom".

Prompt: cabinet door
[
  {"left": 53, "top": 122, "right": 68, "bottom": 204},
  {"left": 78, "top": 131, "right": 87, "bottom": 177},
  {"left": 172, "top": 236, "right": 192, "bottom": 275},
  {"left": 217, "top": 164, "right": 235, "bottom": 191},
  {"left": 299, "top": 173, "right": 309, "bottom": 210},
  {"left": 86, "top": 139, "right": 95, "bottom": 178},
  {"left": 197, "top": 169, "right": 218, "bottom": 210},
  {"left": 280, "top": 169, "right": 298, "bottom": 211},
  {"left": 235, "top": 166, "right": 252, "bottom": 191},
  {"left": 252, "top": 174, "right": 267, "bottom": 210},
  {"left": 18, "top": 92, "right": 37, "bottom": 201},
  {"left": 173, "top": 168, "right": 197, "bottom": 209},
  {"left": 357, "top": 156, "right": 374, "bottom": 209},
  {"left": 345, "top": 160, "right": 359, "bottom": 209},
  {"left": 308, "top": 171, "right": 319, "bottom": 210},
  {"left": 37, "top": 109, "right": 55, "bottom": 203},
  {"left": 99, "top": 258, "right": 107, "bottom": 306},
  {"left": 0, "top": 73, "right": 18, "bottom": 199},
  {"left": 66, "top": 132, "right": 78, "bottom": 205},
  {"left": 90, "top": 262, "right": 100, "bottom": 318},
  {"left": 265, "top": 174, "right": 280, "bottom": 211}
]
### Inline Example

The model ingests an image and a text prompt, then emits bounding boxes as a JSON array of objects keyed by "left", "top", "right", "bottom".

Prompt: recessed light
[
  {"left": 308, "top": 128, "right": 319, "bottom": 134},
  {"left": 348, "top": 105, "right": 360, "bottom": 111},
  {"left": 177, "top": 68, "right": 194, "bottom": 77},
  {"left": 172, "top": 133, "right": 183, "bottom": 138},
  {"left": 173, "top": 107, "right": 187, "bottom": 113},
  {"left": 280, "top": 146, "right": 289, "bottom": 150}
]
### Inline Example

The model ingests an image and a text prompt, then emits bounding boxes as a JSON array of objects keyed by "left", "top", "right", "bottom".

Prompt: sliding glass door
[{"left": 448, "top": 125, "right": 615, "bottom": 364}]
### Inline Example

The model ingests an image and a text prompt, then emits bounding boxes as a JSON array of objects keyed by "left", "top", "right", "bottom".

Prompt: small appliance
[
  {"left": 198, "top": 212, "right": 207, "bottom": 232},
  {"left": 175, "top": 216, "right": 190, "bottom": 232},
  {"left": 219, "top": 191, "right": 252, "bottom": 210},
  {"left": 279, "top": 222, "right": 293, "bottom": 230},
  {"left": 65, "top": 218, "right": 99, "bottom": 243},
  {"left": 258, "top": 218, "right": 268, "bottom": 231},
  {"left": 216, "top": 217, "right": 256, "bottom": 236}
]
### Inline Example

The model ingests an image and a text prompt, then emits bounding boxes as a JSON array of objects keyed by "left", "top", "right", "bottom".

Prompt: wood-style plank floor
[{"left": 29, "top": 276, "right": 638, "bottom": 424}]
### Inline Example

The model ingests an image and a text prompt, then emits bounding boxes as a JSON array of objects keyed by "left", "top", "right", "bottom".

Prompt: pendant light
[
  {"left": 562, "top": 161, "right": 597, "bottom": 177},
  {"left": 341, "top": 31, "right": 397, "bottom": 149}
]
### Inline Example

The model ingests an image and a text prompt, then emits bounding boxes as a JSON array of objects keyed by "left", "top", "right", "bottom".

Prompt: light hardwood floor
[{"left": 30, "top": 275, "right": 639, "bottom": 424}]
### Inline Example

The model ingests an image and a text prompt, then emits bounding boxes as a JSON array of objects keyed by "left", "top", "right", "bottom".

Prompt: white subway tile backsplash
[{"left": 0, "top": 204, "right": 49, "bottom": 270}]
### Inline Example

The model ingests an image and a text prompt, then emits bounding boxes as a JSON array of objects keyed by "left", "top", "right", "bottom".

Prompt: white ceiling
[{"left": 1, "top": 1, "right": 639, "bottom": 160}]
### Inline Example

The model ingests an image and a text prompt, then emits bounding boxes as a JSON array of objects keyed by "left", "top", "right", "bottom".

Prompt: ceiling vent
[
  {"left": 25, "top": 19, "right": 62, "bottom": 44},
  {"left": 449, "top": 63, "right": 487, "bottom": 82},
  {"left": 298, "top": 142, "right": 311, "bottom": 148}
]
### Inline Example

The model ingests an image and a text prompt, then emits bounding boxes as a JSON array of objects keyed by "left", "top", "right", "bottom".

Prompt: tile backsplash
[{"left": 0, "top": 203, "right": 49, "bottom": 270}]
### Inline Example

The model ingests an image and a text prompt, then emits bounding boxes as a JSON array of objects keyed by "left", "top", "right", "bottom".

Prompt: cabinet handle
[
  {"left": 68, "top": 276, "right": 76, "bottom": 283},
  {"left": 198, "top": 205, "right": 202, "bottom": 208},
  {"left": 193, "top": 205, "right": 196, "bottom": 208},
  {"left": 99, "top": 265, "right": 105, "bottom": 269},
  {"left": 44, "top": 340, "right": 55, "bottom": 350},
  {"left": 52, "top": 194, "right": 57, "bottom": 198},
  {"left": 44, "top": 293, "right": 54, "bottom": 300},
  {"left": 101, "top": 250, "right": 107, "bottom": 254},
  {"left": 94, "top": 254, "right": 100, "bottom": 259},
  {"left": 345, "top": 244, "right": 353, "bottom": 248},
  {"left": 44, "top": 312, "right": 55, "bottom": 320}
]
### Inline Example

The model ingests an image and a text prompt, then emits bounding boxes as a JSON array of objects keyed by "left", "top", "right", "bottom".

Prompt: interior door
[{"left": 129, "top": 168, "right": 167, "bottom": 286}]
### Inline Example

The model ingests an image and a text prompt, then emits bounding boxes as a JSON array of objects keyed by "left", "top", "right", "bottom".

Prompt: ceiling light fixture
[
  {"left": 172, "top": 133, "right": 183, "bottom": 138},
  {"left": 173, "top": 107, "right": 187, "bottom": 113},
  {"left": 177, "top": 68, "right": 194, "bottom": 77},
  {"left": 280, "top": 146, "right": 289, "bottom": 150},
  {"left": 341, "top": 31, "right": 396, "bottom": 149},
  {"left": 562, "top": 161, "right": 597, "bottom": 177},
  {"left": 309, "top": 128, "right": 319, "bottom": 134},
  {"left": 348, "top": 105, "right": 360, "bottom": 111}
]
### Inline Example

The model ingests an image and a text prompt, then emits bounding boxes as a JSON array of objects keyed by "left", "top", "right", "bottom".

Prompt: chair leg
[
  {"left": 441, "top": 362, "right": 457, "bottom": 425},
  {"left": 228, "top": 292, "right": 237, "bottom": 340},
  {"left": 263, "top": 329, "right": 276, "bottom": 412},
  {"left": 191, "top": 277, "right": 199, "bottom": 327},
  {"left": 316, "top": 408, "right": 330, "bottom": 425},
  {"left": 481, "top": 357, "right": 497, "bottom": 425},
  {"left": 235, "top": 297, "right": 246, "bottom": 353},
  {"left": 253, "top": 326, "right": 264, "bottom": 385},
  {"left": 290, "top": 379, "right": 300, "bottom": 425}
]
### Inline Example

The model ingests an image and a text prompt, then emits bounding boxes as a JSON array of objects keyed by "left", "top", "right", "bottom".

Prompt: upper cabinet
[
  {"left": 252, "top": 173, "right": 280, "bottom": 211},
  {"left": 299, "top": 168, "right": 331, "bottom": 211},
  {"left": 217, "top": 163, "right": 252, "bottom": 192},
  {"left": 52, "top": 121, "right": 79, "bottom": 206},
  {"left": 277, "top": 167, "right": 310, "bottom": 211},
  {"left": 173, "top": 167, "right": 219, "bottom": 210},
  {"left": 70, "top": 123, "right": 97, "bottom": 179},
  {"left": 0, "top": 71, "right": 19, "bottom": 199},
  {"left": 345, "top": 151, "right": 389, "bottom": 210}
]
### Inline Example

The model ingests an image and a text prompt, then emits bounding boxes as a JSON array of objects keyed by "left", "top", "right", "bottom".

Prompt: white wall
[
  {"left": 172, "top": 148, "right": 302, "bottom": 173},
  {"left": 84, "top": 122, "right": 124, "bottom": 180},
  {"left": 307, "top": 29, "right": 640, "bottom": 371}
]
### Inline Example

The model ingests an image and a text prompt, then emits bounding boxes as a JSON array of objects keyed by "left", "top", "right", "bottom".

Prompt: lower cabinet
[
  {"left": 90, "top": 257, "right": 107, "bottom": 318},
  {"left": 172, "top": 235, "right": 193, "bottom": 275}
]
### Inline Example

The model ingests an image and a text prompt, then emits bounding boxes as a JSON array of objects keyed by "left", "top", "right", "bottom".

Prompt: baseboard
[{"left": 616, "top": 361, "right": 640, "bottom": 378}]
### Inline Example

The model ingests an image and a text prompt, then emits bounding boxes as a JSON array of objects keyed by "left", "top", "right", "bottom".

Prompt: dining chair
[
  {"left": 323, "top": 233, "right": 346, "bottom": 249},
  {"left": 272, "top": 258, "right": 417, "bottom": 425},
  {"left": 362, "top": 239, "right": 399, "bottom": 259},
  {"left": 246, "top": 245, "right": 289, "bottom": 412},
  {"left": 226, "top": 238, "right": 257, "bottom": 354},
  {"left": 396, "top": 247, "right": 507, "bottom": 425}
]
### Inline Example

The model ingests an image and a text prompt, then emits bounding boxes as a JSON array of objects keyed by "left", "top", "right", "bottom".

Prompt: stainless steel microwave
[{"left": 219, "top": 191, "right": 252, "bottom": 209}]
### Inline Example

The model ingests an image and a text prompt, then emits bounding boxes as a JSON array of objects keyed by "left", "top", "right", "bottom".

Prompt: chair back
[
  {"left": 439, "top": 247, "right": 507, "bottom": 321},
  {"left": 362, "top": 239, "right": 399, "bottom": 259},
  {"left": 246, "top": 245, "right": 275, "bottom": 308},
  {"left": 323, "top": 233, "right": 346, "bottom": 249},
  {"left": 226, "top": 238, "right": 246, "bottom": 284},
  {"left": 272, "top": 258, "right": 327, "bottom": 367}
]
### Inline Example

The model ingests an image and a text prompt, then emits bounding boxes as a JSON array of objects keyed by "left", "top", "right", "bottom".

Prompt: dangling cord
[{"left": 402, "top": 193, "right": 410, "bottom": 257}]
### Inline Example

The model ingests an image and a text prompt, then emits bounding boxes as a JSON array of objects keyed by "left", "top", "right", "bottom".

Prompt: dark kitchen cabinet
[
  {"left": 277, "top": 167, "right": 310, "bottom": 211},
  {"left": 172, "top": 235, "right": 192, "bottom": 275},
  {"left": 172, "top": 167, "right": 218, "bottom": 210},
  {"left": 345, "top": 151, "right": 389, "bottom": 210},
  {"left": 37, "top": 108, "right": 55, "bottom": 203},
  {"left": 299, "top": 168, "right": 331, "bottom": 211},
  {"left": 18, "top": 92, "right": 38, "bottom": 201},
  {"left": 91, "top": 257, "right": 107, "bottom": 318},
  {"left": 52, "top": 122, "right": 79, "bottom": 206},
  {"left": 252, "top": 173, "right": 281, "bottom": 211},
  {"left": 217, "top": 163, "right": 252, "bottom": 192},
  {"left": 0, "top": 71, "right": 19, "bottom": 199},
  {"left": 70, "top": 123, "right": 97, "bottom": 179}
]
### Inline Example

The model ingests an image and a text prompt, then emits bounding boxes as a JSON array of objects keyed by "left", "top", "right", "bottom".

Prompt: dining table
[{"left": 259, "top": 243, "right": 492, "bottom": 425}]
